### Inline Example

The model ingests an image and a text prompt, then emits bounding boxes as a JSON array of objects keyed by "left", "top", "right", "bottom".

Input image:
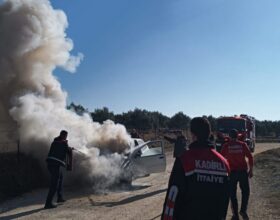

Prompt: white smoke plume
[{"left": 0, "top": 0, "right": 132, "bottom": 188}]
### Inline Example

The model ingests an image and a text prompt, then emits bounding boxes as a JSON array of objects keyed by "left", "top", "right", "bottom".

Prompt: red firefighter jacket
[
  {"left": 221, "top": 140, "right": 253, "bottom": 171},
  {"left": 162, "top": 141, "right": 230, "bottom": 220}
]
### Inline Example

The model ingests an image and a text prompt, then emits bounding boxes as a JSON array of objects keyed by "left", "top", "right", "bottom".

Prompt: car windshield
[
  {"left": 130, "top": 139, "right": 145, "bottom": 148},
  {"left": 217, "top": 119, "right": 246, "bottom": 133},
  {"left": 140, "top": 141, "right": 163, "bottom": 157}
]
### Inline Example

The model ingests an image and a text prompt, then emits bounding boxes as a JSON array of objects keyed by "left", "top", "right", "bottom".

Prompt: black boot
[
  {"left": 239, "top": 211, "right": 249, "bottom": 220},
  {"left": 231, "top": 215, "right": 240, "bottom": 220},
  {"left": 57, "top": 197, "right": 66, "bottom": 203},
  {"left": 44, "top": 203, "right": 57, "bottom": 209}
]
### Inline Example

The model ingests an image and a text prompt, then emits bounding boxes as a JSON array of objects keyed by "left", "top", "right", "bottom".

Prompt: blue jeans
[{"left": 45, "top": 164, "right": 63, "bottom": 205}]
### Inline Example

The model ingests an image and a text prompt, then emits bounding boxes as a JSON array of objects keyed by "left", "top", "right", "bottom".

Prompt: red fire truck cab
[{"left": 215, "top": 114, "right": 256, "bottom": 152}]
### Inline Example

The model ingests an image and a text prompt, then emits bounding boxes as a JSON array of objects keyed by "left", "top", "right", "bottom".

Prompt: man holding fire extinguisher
[{"left": 44, "top": 130, "right": 73, "bottom": 209}]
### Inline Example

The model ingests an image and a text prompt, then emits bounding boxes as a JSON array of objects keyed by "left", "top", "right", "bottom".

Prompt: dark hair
[
  {"left": 190, "top": 117, "right": 211, "bottom": 140},
  {"left": 60, "top": 130, "right": 68, "bottom": 137},
  {"left": 229, "top": 129, "right": 238, "bottom": 139}
]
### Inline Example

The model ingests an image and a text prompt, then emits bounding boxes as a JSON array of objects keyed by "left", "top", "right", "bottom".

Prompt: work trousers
[
  {"left": 230, "top": 170, "right": 250, "bottom": 215},
  {"left": 45, "top": 163, "right": 63, "bottom": 205}
]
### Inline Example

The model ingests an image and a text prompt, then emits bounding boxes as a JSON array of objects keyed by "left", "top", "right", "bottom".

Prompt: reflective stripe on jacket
[
  {"left": 46, "top": 137, "right": 69, "bottom": 167},
  {"left": 47, "top": 156, "right": 66, "bottom": 166},
  {"left": 162, "top": 141, "right": 230, "bottom": 220}
]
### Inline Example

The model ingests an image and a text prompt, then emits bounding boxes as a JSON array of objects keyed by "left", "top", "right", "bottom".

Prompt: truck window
[{"left": 217, "top": 119, "right": 246, "bottom": 133}]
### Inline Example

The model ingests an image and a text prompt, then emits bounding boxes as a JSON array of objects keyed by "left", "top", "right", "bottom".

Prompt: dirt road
[{"left": 0, "top": 143, "right": 279, "bottom": 220}]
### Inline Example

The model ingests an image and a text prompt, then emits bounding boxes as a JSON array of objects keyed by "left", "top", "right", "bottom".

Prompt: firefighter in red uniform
[
  {"left": 221, "top": 129, "right": 253, "bottom": 220},
  {"left": 44, "top": 130, "right": 73, "bottom": 209},
  {"left": 162, "top": 117, "right": 230, "bottom": 220}
]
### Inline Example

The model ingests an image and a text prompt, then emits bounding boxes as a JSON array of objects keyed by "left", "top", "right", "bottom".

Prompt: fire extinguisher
[{"left": 66, "top": 148, "right": 73, "bottom": 171}]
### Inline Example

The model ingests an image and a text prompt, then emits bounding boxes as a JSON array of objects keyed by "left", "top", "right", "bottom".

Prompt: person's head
[
  {"left": 59, "top": 130, "right": 68, "bottom": 140},
  {"left": 190, "top": 117, "right": 211, "bottom": 141},
  {"left": 229, "top": 129, "right": 238, "bottom": 139}
]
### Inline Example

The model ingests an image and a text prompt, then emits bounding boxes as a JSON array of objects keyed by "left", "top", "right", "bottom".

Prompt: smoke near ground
[{"left": 0, "top": 0, "right": 132, "bottom": 189}]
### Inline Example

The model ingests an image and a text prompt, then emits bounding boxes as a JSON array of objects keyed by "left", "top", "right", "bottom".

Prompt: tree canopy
[{"left": 68, "top": 102, "right": 280, "bottom": 137}]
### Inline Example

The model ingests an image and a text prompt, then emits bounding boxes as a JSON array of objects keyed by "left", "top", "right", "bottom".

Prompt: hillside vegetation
[
  {"left": 68, "top": 103, "right": 280, "bottom": 138},
  {"left": 254, "top": 147, "right": 280, "bottom": 216}
]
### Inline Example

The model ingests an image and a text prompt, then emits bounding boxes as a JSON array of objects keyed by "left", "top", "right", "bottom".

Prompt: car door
[{"left": 131, "top": 140, "right": 166, "bottom": 174}]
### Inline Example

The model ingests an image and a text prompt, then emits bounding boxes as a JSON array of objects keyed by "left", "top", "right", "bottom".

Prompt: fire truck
[{"left": 215, "top": 114, "right": 256, "bottom": 152}]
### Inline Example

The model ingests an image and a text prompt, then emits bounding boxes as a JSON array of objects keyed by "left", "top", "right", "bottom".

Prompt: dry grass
[{"left": 254, "top": 147, "right": 280, "bottom": 216}]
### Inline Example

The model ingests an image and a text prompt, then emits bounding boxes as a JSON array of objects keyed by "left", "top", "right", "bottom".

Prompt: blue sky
[{"left": 51, "top": 0, "right": 280, "bottom": 121}]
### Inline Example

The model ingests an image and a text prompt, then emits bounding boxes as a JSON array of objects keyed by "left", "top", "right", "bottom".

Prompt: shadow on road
[
  {"left": 0, "top": 208, "right": 43, "bottom": 220},
  {"left": 0, "top": 189, "right": 46, "bottom": 215},
  {"left": 149, "top": 214, "right": 162, "bottom": 220},
  {"left": 109, "top": 184, "right": 151, "bottom": 192},
  {"left": 0, "top": 184, "right": 152, "bottom": 215},
  {"left": 89, "top": 188, "right": 167, "bottom": 207}
]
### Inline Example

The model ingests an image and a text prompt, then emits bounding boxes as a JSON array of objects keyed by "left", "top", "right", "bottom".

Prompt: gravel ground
[{"left": 0, "top": 143, "right": 279, "bottom": 220}]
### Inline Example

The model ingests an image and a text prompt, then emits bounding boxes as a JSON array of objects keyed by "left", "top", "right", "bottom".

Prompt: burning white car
[{"left": 120, "top": 139, "right": 167, "bottom": 183}]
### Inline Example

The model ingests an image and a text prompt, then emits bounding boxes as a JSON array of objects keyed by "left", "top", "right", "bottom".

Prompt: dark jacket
[
  {"left": 46, "top": 137, "right": 70, "bottom": 167},
  {"left": 164, "top": 135, "right": 187, "bottom": 158},
  {"left": 162, "top": 141, "right": 230, "bottom": 220}
]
